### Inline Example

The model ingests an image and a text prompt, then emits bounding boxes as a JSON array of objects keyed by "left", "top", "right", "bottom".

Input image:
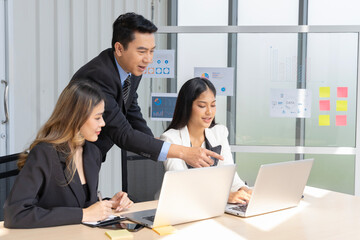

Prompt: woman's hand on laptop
[
  {"left": 228, "top": 186, "right": 252, "bottom": 204},
  {"left": 111, "top": 192, "right": 134, "bottom": 212}
]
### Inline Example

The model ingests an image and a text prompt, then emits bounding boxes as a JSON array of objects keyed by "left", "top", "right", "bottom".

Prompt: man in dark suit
[{"left": 71, "top": 13, "right": 222, "bottom": 189}]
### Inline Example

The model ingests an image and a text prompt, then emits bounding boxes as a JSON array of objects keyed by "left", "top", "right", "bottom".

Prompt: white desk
[{"left": 1, "top": 187, "right": 360, "bottom": 240}]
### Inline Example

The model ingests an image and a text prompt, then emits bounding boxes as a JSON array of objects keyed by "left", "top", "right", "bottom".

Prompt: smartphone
[{"left": 100, "top": 222, "right": 144, "bottom": 232}]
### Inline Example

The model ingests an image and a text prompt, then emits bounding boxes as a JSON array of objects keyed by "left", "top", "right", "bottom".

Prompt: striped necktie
[{"left": 123, "top": 75, "right": 131, "bottom": 104}]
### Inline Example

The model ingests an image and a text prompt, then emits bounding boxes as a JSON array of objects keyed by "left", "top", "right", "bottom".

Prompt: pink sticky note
[
  {"left": 337, "top": 87, "right": 348, "bottom": 98},
  {"left": 336, "top": 115, "right": 347, "bottom": 126},
  {"left": 319, "top": 100, "right": 330, "bottom": 111}
]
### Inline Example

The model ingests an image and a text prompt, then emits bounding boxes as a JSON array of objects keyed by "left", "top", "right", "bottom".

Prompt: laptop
[
  {"left": 123, "top": 165, "right": 236, "bottom": 228},
  {"left": 225, "top": 159, "right": 314, "bottom": 217}
]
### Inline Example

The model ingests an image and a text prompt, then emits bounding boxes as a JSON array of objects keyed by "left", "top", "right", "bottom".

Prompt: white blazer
[{"left": 160, "top": 124, "right": 246, "bottom": 192}]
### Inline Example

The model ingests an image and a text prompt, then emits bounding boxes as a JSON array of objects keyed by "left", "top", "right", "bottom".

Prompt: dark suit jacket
[
  {"left": 3, "top": 142, "right": 101, "bottom": 228},
  {"left": 71, "top": 48, "right": 163, "bottom": 160}
]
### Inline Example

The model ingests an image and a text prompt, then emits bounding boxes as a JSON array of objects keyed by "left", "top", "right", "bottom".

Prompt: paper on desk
[
  {"left": 152, "top": 225, "right": 177, "bottom": 235},
  {"left": 105, "top": 229, "right": 133, "bottom": 239},
  {"left": 82, "top": 215, "right": 120, "bottom": 226}
]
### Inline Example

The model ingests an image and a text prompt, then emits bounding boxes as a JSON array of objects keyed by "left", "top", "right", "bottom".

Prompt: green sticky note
[
  {"left": 336, "top": 100, "right": 348, "bottom": 111},
  {"left": 319, "top": 115, "right": 330, "bottom": 126},
  {"left": 319, "top": 87, "right": 330, "bottom": 98}
]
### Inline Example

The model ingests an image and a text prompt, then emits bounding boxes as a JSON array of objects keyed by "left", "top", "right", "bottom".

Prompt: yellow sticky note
[
  {"left": 319, "top": 115, "right": 330, "bottom": 126},
  {"left": 336, "top": 100, "right": 348, "bottom": 111},
  {"left": 152, "top": 225, "right": 177, "bottom": 236},
  {"left": 105, "top": 230, "right": 133, "bottom": 240},
  {"left": 319, "top": 87, "right": 330, "bottom": 98}
]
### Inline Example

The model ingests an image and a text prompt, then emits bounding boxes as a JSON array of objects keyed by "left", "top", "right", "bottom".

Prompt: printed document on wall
[
  {"left": 143, "top": 50, "right": 175, "bottom": 78},
  {"left": 270, "top": 89, "right": 312, "bottom": 118},
  {"left": 194, "top": 67, "right": 234, "bottom": 96},
  {"left": 151, "top": 93, "right": 178, "bottom": 121}
]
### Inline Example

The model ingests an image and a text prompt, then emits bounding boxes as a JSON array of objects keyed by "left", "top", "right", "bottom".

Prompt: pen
[
  {"left": 96, "top": 216, "right": 125, "bottom": 226},
  {"left": 97, "top": 190, "right": 103, "bottom": 201}
]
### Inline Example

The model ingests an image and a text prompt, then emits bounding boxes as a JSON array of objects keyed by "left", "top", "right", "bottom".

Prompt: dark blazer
[
  {"left": 3, "top": 142, "right": 101, "bottom": 228},
  {"left": 71, "top": 48, "right": 163, "bottom": 160}
]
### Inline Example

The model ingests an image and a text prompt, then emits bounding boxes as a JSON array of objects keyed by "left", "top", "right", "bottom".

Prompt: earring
[{"left": 78, "top": 131, "right": 84, "bottom": 139}]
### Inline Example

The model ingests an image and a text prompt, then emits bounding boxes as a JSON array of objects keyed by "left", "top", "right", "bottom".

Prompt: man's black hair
[{"left": 112, "top": 12, "right": 158, "bottom": 51}]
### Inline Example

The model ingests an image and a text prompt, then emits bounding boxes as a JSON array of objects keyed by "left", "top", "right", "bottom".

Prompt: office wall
[
  {"left": 0, "top": 0, "right": 6, "bottom": 155},
  {"left": 7, "top": 0, "right": 167, "bottom": 197}
]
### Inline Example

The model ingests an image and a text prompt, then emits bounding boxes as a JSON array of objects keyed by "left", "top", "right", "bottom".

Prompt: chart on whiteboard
[{"left": 270, "top": 89, "right": 312, "bottom": 118}]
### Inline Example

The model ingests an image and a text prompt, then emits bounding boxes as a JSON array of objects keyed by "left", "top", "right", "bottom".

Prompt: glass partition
[
  {"left": 308, "top": 0, "right": 360, "bottom": 25},
  {"left": 177, "top": 33, "right": 228, "bottom": 125},
  {"left": 236, "top": 153, "right": 296, "bottom": 186},
  {"left": 238, "top": 0, "right": 298, "bottom": 25},
  {"left": 305, "top": 33, "right": 358, "bottom": 147},
  {"left": 178, "top": 0, "right": 228, "bottom": 26},
  {"left": 236, "top": 33, "right": 298, "bottom": 146},
  {"left": 305, "top": 154, "right": 355, "bottom": 194},
  {"left": 148, "top": 30, "right": 359, "bottom": 195},
  {"left": 140, "top": 33, "right": 230, "bottom": 136},
  {"left": 236, "top": 153, "right": 355, "bottom": 194}
]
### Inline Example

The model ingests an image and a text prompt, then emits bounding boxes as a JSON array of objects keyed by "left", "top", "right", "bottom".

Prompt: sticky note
[
  {"left": 336, "top": 115, "right": 347, "bottom": 126},
  {"left": 337, "top": 87, "right": 348, "bottom": 98},
  {"left": 152, "top": 225, "right": 177, "bottom": 236},
  {"left": 105, "top": 230, "right": 133, "bottom": 239},
  {"left": 319, "top": 87, "right": 330, "bottom": 98},
  {"left": 336, "top": 100, "right": 348, "bottom": 111},
  {"left": 319, "top": 115, "right": 330, "bottom": 126},
  {"left": 319, "top": 100, "right": 330, "bottom": 111}
]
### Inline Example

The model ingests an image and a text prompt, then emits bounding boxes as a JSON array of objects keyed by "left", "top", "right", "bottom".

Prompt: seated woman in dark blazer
[{"left": 4, "top": 80, "right": 133, "bottom": 228}]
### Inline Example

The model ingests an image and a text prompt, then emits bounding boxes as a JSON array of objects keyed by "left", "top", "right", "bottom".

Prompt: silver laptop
[
  {"left": 123, "top": 165, "right": 236, "bottom": 228},
  {"left": 226, "top": 159, "right": 314, "bottom": 217}
]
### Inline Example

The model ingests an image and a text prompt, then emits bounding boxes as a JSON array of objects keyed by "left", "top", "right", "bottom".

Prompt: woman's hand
[
  {"left": 228, "top": 186, "right": 253, "bottom": 204},
  {"left": 110, "top": 192, "right": 134, "bottom": 212},
  {"left": 82, "top": 200, "right": 113, "bottom": 222}
]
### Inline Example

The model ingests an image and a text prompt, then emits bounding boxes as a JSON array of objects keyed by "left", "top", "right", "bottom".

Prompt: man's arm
[
  {"left": 104, "top": 94, "right": 222, "bottom": 166},
  {"left": 160, "top": 130, "right": 224, "bottom": 168},
  {"left": 101, "top": 90, "right": 163, "bottom": 160},
  {"left": 104, "top": 92, "right": 222, "bottom": 166},
  {"left": 167, "top": 144, "right": 223, "bottom": 168}
]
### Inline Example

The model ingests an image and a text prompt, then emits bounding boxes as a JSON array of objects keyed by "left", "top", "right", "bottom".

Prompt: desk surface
[{"left": 1, "top": 186, "right": 360, "bottom": 240}]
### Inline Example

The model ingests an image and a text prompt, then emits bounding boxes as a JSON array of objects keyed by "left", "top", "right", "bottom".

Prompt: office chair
[
  {"left": 0, "top": 153, "right": 20, "bottom": 179},
  {"left": 0, "top": 153, "right": 20, "bottom": 221},
  {"left": 125, "top": 151, "right": 165, "bottom": 203}
]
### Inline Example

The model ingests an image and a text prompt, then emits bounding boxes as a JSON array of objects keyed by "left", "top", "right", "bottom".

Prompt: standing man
[{"left": 71, "top": 12, "right": 222, "bottom": 189}]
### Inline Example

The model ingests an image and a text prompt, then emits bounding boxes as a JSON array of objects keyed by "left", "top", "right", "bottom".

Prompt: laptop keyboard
[
  {"left": 230, "top": 204, "right": 248, "bottom": 213},
  {"left": 143, "top": 215, "right": 155, "bottom": 222}
]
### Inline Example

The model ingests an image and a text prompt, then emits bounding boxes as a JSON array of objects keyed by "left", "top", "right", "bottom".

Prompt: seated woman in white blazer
[{"left": 160, "top": 77, "right": 252, "bottom": 204}]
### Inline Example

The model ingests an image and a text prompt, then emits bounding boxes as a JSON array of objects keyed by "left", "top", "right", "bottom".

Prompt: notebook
[
  {"left": 123, "top": 165, "right": 236, "bottom": 228},
  {"left": 225, "top": 159, "right": 314, "bottom": 217}
]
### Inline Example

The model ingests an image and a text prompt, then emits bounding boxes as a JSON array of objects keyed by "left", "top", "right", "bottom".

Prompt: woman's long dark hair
[{"left": 166, "top": 77, "right": 216, "bottom": 131}]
